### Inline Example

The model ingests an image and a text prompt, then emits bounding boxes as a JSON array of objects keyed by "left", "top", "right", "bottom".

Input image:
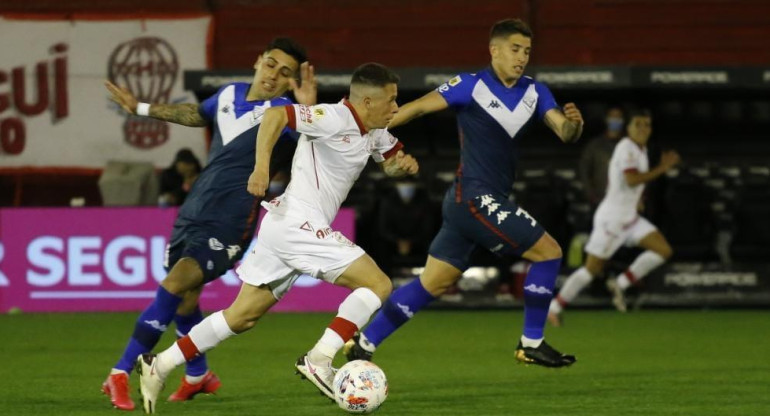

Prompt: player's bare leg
[
  {"left": 548, "top": 254, "right": 607, "bottom": 326},
  {"left": 608, "top": 230, "right": 672, "bottom": 311},
  {"left": 344, "top": 255, "right": 462, "bottom": 362},
  {"left": 137, "top": 283, "right": 276, "bottom": 414},
  {"left": 299, "top": 254, "right": 391, "bottom": 400}
]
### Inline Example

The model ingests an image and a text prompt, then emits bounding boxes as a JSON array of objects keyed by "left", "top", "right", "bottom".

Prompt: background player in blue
[
  {"left": 345, "top": 19, "right": 584, "bottom": 367},
  {"left": 101, "top": 38, "right": 317, "bottom": 410}
]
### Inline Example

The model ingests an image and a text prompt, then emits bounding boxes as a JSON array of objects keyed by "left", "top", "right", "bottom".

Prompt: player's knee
[
  {"left": 524, "top": 234, "right": 563, "bottom": 262},
  {"left": 420, "top": 273, "right": 456, "bottom": 297},
  {"left": 368, "top": 275, "right": 393, "bottom": 302},
  {"left": 656, "top": 244, "right": 673, "bottom": 260}
]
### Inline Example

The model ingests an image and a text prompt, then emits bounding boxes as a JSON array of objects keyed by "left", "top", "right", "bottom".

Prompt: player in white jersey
[
  {"left": 134, "top": 63, "right": 419, "bottom": 413},
  {"left": 548, "top": 109, "right": 680, "bottom": 325}
]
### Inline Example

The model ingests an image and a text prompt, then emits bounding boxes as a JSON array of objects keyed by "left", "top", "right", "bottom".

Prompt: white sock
[
  {"left": 556, "top": 267, "right": 594, "bottom": 307},
  {"left": 184, "top": 373, "right": 206, "bottom": 384},
  {"left": 520, "top": 335, "right": 543, "bottom": 348},
  {"left": 156, "top": 311, "right": 235, "bottom": 378},
  {"left": 617, "top": 250, "right": 666, "bottom": 290},
  {"left": 308, "top": 288, "right": 382, "bottom": 365}
]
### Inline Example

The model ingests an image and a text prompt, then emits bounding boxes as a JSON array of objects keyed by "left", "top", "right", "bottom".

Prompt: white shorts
[
  {"left": 236, "top": 211, "right": 365, "bottom": 299},
  {"left": 584, "top": 215, "right": 657, "bottom": 260}
]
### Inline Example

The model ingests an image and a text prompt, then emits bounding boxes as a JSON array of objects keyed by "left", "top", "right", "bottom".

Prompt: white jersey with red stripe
[
  {"left": 268, "top": 99, "right": 403, "bottom": 224},
  {"left": 594, "top": 137, "right": 649, "bottom": 224}
]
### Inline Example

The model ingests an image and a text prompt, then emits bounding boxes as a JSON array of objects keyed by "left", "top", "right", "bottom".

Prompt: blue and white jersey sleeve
[
  {"left": 436, "top": 73, "right": 476, "bottom": 108},
  {"left": 198, "top": 85, "right": 227, "bottom": 123},
  {"left": 534, "top": 81, "right": 559, "bottom": 120}
]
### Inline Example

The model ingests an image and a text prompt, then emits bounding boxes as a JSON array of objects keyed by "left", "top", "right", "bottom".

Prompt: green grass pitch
[{"left": 1, "top": 310, "right": 768, "bottom": 415}]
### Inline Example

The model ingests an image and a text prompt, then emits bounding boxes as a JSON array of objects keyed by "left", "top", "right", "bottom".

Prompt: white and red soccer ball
[{"left": 332, "top": 360, "right": 388, "bottom": 414}]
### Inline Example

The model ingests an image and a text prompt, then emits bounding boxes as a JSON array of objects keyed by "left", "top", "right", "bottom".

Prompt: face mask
[
  {"left": 396, "top": 183, "right": 417, "bottom": 203},
  {"left": 606, "top": 118, "right": 624, "bottom": 133},
  {"left": 268, "top": 181, "right": 286, "bottom": 194}
]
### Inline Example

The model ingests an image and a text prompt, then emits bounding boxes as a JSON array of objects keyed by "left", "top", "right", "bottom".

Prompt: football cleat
[
  {"left": 606, "top": 278, "right": 628, "bottom": 312},
  {"left": 135, "top": 354, "right": 165, "bottom": 414},
  {"left": 342, "top": 333, "right": 374, "bottom": 362},
  {"left": 168, "top": 371, "right": 221, "bottom": 402},
  {"left": 294, "top": 354, "right": 336, "bottom": 401},
  {"left": 101, "top": 372, "right": 136, "bottom": 411},
  {"left": 515, "top": 340, "right": 576, "bottom": 368}
]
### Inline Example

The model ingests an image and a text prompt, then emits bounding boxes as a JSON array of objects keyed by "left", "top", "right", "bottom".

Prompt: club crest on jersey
[
  {"left": 313, "top": 108, "right": 326, "bottom": 118},
  {"left": 522, "top": 96, "right": 536, "bottom": 109},
  {"left": 448, "top": 76, "right": 462, "bottom": 86}
]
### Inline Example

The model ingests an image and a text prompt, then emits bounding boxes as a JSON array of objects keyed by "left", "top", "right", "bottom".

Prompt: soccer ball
[{"left": 332, "top": 360, "right": 388, "bottom": 414}]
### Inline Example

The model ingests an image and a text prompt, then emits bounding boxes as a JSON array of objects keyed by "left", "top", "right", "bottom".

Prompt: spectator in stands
[
  {"left": 376, "top": 178, "right": 434, "bottom": 274},
  {"left": 159, "top": 148, "right": 202, "bottom": 206},
  {"left": 579, "top": 106, "right": 624, "bottom": 206},
  {"left": 549, "top": 109, "right": 680, "bottom": 326}
]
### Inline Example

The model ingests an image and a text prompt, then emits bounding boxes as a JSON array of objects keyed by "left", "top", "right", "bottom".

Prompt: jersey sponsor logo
[
  {"left": 333, "top": 231, "right": 355, "bottom": 247},
  {"left": 299, "top": 105, "right": 313, "bottom": 123},
  {"left": 523, "top": 283, "right": 553, "bottom": 295},
  {"left": 226, "top": 244, "right": 241, "bottom": 260},
  {"left": 448, "top": 76, "right": 462, "bottom": 86},
  {"left": 208, "top": 237, "right": 224, "bottom": 251},
  {"left": 316, "top": 227, "right": 333, "bottom": 239},
  {"left": 487, "top": 100, "right": 501, "bottom": 109}
]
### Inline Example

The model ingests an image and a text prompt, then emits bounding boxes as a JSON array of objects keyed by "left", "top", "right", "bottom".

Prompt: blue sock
[
  {"left": 522, "top": 258, "right": 562, "bottom": 340},
  {"left": 363, "top": 278, "right": 435, "bottom": 346},
  {"left": 114, "top": 286, "right": 182, "bottom": 373},
  {"left": 175, "top": 307, "right": 208, "bottom": 377}
]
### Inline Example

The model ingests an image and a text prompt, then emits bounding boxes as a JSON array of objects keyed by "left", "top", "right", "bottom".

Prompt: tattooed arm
[
  {"left": 544, "top": 102, "right": 584, "bottom": 143},
  {"left": 105, "top": 80, "right": 208, "bottom": 127}
]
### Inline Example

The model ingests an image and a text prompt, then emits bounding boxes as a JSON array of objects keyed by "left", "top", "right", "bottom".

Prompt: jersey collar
[{"left": 343, "top": 98, "right": 368, "bottom": 135}]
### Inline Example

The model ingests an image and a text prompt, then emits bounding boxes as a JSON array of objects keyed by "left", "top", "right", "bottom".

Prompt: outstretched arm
[
  {"left": 380, "top": 150, "right": 419, "bottom": 177},
  {"left": 544, "top": 103, "right": 584, "bottom": 143},
  {"left": 388, "top": 90, "right": 449, "bottom": 129},
  {"left": 625, "top": 150, "right": 681, "bottom": 186},
  {"left": 104, "top": 80, "right": 208, "bottom": 127},
  {"left": 248, "top": 107, "right": 289, "bottom": 197}
]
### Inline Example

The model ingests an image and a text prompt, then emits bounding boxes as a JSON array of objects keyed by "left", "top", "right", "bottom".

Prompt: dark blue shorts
[
  {"left": 428, "top": 187, "right": 545, "bottom": 271},
  {"left": 166, "top": 220, "right": 251, "bottom": 283}
]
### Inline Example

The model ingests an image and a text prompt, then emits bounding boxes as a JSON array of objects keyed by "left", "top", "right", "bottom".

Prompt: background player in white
[
  {"left": 548, "top": 109, "right": 680, "bottom": 325},
  {"left": 134, "top": 63, "right": 419, "bottom": 414}
]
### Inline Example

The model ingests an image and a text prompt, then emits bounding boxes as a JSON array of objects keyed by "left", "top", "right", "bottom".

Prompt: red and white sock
[
  {"left": 156, "top": 311, "right": 235, "bottom": 378},
  {"left": 617, "top": 250, "right": 666, "bottom": 290},
  {"left": 550, "top": 267, "right": 593, "bottom": 314},
  {"left": 308, "top": 288, "right": 382, "bottom": 365}
]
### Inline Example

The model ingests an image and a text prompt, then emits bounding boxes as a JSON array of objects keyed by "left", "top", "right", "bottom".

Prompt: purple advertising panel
[{"left": 0, "top": 207, "right": 354, "bottom": 313}]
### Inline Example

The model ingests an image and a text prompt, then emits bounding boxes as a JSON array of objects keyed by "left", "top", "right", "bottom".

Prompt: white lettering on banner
[
  {"left": 26, "top": 235, "right": 168, "bottom": 287},
  {"left": 27, "top": 236, "right": 66, "bottom": 286},
  {"left": 535, "top": 71, "right": 614, "bottom": 84},
  {"left": 0, "top": 242, "right": 8, "bottom": 286},
  {"left": 68, "top": 237, "right": 102, "bottom": 285},
  {"left": 650, "top": 71, "right": 728, "bottom": 84},
  {"left": 104, "top": 236, "right": 146, "bottom": 286},
  {"left": 151, "top": 237, "right": 167, "bottom": 282},
  {"left": 664, "top": 272, "right": 758, "bottom": 287}
]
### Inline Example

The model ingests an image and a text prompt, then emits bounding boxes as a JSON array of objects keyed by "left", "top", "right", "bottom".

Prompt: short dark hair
[
  {"left": 351, "top": 63, "right": 400, "bottom": 88},
  {"left": 490, "top": 18, "right": 533, "bottom": 41},
  {"left": 265, "top": 37, "right": 307, "bottom": 65},
  {"left": 627, "top": 108, "right": 652, "bottom": 120}
]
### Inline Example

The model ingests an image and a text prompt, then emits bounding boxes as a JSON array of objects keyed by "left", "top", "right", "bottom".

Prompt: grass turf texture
[{"left": 0, "top": 310, "right": 767, "bottom": 415}]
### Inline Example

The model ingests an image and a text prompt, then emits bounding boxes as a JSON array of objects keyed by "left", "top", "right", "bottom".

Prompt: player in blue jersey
[
  {"left": 101, "top": 38, "right": 317, "bottom": 410},
  {"left": 345, "top": 19, "right": 583, "bottom": 367}
]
